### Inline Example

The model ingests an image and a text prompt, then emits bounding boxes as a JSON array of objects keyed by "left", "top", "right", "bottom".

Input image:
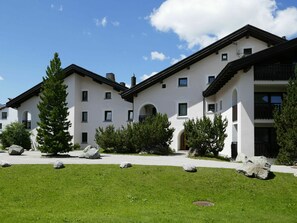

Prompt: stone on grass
[
  {"left": 1, "top": 160, "right": 12, "bottom": 167},
  {"left": 237, "top": 156, "right": 271, "bottom": 180},
  {"left": 183, "top": 164, "right": 197, "bottom": 172},
  {"left": 294, "top": 172, "right": 297, "bottom": 177},
  {"left": 53, "top": 160, "right": 65, "bottom": 169},
  {"left": 79, "top": 145, "right": 100, "bottom": 159},
  {"left": 235, "top": 153, "right": 248, "bottom": 163},
  {"left": 120, "top": 162, "right": 132, "bottom": 168},
  {"left": 7, "top": 145, "right": 24, "bottom": 155}
]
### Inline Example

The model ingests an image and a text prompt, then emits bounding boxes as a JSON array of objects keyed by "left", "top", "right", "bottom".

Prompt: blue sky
[{"left": 1, "top": 0, "right": 297, "bottom": 104}]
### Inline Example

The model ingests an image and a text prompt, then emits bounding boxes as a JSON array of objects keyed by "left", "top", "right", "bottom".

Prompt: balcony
[
  {"left": 254, "top": 104, "right": 281, "bottom": 120},
  {"left": 254, "top": 64, "right": 295, "bottom": 81}
]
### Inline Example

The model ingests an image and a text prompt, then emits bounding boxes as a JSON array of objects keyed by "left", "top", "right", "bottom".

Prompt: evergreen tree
[
  {"left": 274, "top": 64, "right": 297, "bottom": 165},
  {"left": 37, "top": 53, "right": 73, "bottom": 154}
]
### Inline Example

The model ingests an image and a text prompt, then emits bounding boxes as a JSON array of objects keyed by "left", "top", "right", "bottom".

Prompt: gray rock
[
  {"left": 79, "top": 145, "right": 100, "bottom": 159},
  {"left": 183, "top": 164, "right": 197, "bottom": 172},
  {"left": 294, "top": 172, "right": 297, "bottom": 177},
  {"left": 53, "top": 160, "right": 65, "bottom": 169},
  {"left": 120, "top": 162, "right": 132, "bottom": 168},
  {"left": 237, "top": 156, "right": 271, "bottom": 180},
  {"left": 1, "top": 160, "right": 12, "bottom": 167},
  {"left": 235, "top": 153, "right": 248, "bottom": 163},
  {"left": 7, "top": 145, "right": 24, "bottom": 155}
]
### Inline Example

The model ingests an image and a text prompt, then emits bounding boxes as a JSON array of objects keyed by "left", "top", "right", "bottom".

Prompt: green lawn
[{"left": 0, "top": 165, "right": 296, "bottom": 223}]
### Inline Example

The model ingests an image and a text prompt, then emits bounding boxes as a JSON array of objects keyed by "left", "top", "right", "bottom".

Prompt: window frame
[
  {"left": 178, "top": 103, "right": 188, "bottom": 117},
  {"left": 178, "top": 77, "right": 188, "bottom": 87},
  {"left": 208, "top": 75, "right": 215, "bottom": 84},
  {"left": 82, "top": 90, "right": 88, "bottom": 102},
  {"left": 104, "top": 110, "right": 112, "bottom": 122},
  {"left": 82, "top": 111, "right": 88, "bottom": 123},
  {"left": 128, "top": 110, "right": 133, "bottom": 122},
  {"left": 243, "top": 48, "right": 252, "bottom": 56},
  {"left": 82, "top": 132, "right": 88, "bottom": 144},
  {"left": 208, "top": 103, "right": 215, "bottom": 113},
  {"left": 105, "top": 92, "right": 112, "bottom": 99},
  {"left": 1, "top": 112, "right": 7, "bottom": 120},
  {"left": 221, "top": 53, "right": 228, "bottom": 61}
]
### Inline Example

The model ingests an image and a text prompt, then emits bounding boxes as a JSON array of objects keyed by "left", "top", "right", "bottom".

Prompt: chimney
[
  {"left": 106, "top": 73, "right": 115, "bottom": 82},
  {"left": 131, "top": 74, "right": 136, "bottom": 87},
  {"left": 119, "top": 82, "right": 126, "bottom": 87}
]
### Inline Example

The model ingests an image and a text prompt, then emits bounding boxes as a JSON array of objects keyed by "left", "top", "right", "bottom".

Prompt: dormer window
[{"left": 208, "top": 76, "right": 215, "bottom": 84}]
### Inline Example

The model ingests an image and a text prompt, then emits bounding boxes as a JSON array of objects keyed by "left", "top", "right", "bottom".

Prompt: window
[
  {"left": 0, "top": 123, "right": 2, "bottom": 130},
  {"left": 178, "top": 103, "right": 187, "bottom": 116},
  {"left": 208, "top": 76, "right": 215, "bottom": 84},
  {"left": 162, "top": 84, "right": 166, "bottom": 88},
  {"left": 105, "top": 92, "right": 111, "bottom": 99},
  {"left": 221, "top": 53, "right": 228, "bottom": 61},
  {"left": 82, "top": 111, "right": 88, "bottom": 122},
  {"left": 105, "top": 111, "right": 112, "bottom": 121},
  {"left": 220, "top": 100, "right": 223, "bottom": 110},
  {"left": 128, "top": 110, "right": 133, "bottom": 121},
  {"left": 243, "top": 48, "right": 252, "bottom": 56},
  {"left": 178, "top": 78, "right": 188, "bottom": 87},
  {"left": 2, "top": 112, "right": 7, "bottom": 120},
  {"left": 208, "top": 104, "right": 215, "bottom": 112},
  {"left": 82, "top": 132, "right": 88, "bottom": 144},
  {"left": 82, "top": 91, "right": 88, "bottom": 101}
]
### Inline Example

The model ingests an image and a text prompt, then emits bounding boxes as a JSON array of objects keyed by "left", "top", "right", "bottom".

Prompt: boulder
[
  {"left": 120, "top": 162, "right": 132, "bottom": 168},
  {"left": 1, "top": 160, "right": 12, "bottom": 167},
  {"left": 183, "top": 164, "right": 197, "bottom": 172},
  {"left": 237, "top": 156, "right": 271, "bottom": 180},
  {"left": 53, "top": 160, "right": 65, "bottom": 169},
  {"left": 79, "top": 145, "right": 100, "bottom": 159},
  {"left": 235, "top": 153, "right": 248, "bottom": 163},
  {"left": 7, "top": 145, "right": 24, "bottom": 155},
  {"left": 294, "top": 172, "right": 297, "bottom": 178}
]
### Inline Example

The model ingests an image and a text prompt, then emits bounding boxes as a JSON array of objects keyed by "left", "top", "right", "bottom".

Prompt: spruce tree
[
  {"left": 37, "top": 53, "right": 73, "bottom": 155},
  {"left": 274, "top": 65, "right": 297, "bottom": 165}
]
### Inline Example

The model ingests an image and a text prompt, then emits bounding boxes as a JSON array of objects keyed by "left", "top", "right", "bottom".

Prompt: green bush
[
  {"left": 95, "top": 113, "right": 174, "bottom": 155},
  {"left": 184, "top": 114, "right": 228, "bottom": 157},
  {"left": 0, "top": 122, "right": 31, "bottom": 149}
]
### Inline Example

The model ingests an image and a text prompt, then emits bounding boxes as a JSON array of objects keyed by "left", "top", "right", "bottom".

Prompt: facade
[
  {"left": 6, "top": 65, "right": 132, "bottom": 147},
  {"left": 6, "top": 25, "right": 297, "bottom": 157},
  {"left": 0, "top": 105, "right": 18, "bottom": 133}
]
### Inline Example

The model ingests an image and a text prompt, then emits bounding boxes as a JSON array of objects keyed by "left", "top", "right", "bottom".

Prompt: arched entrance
[
  {"left": 22, "top": 111, "right": 32, "bottom": 129},
  {"left": 139, "top": 104, "right": 157, "bottom": 122}
]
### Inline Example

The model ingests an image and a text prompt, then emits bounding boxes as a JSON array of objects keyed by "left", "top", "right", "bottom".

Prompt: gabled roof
[
  {"left": 122, "top": 24, "right": 286, "bottom": 102},
  {"left": 6, "top": 64, "right": 129, "bottom": 108},
  {"left": 203, "top": 37, "right": 297, "bottom": 97}
]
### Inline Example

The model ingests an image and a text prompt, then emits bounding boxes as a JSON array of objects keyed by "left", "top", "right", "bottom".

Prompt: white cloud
[
  {"left": 150, "top": 0, "right": 297, "bottom": 49},
  {"left": 141, "top": 71, "right": 158, "bottom": 81},
  {"left": 58, "top": 5, "right": 63, "bottom": 12},
  {"left": 95, "top": 17, "right": 107, "bottom": 27},
  {"left": 142, "top": 56, "right": 148, "bottom": 61},
  {"left": 50, "top": 4, "right": 63, "bottom": 12},
  {"left": 0, "top": 76, "right": 4, "bottom": 81},
  {"left": 151, "top": 51, "right": 168, "bottom": 61},
  {"left": 171, "top": 54, "right": 187, "bottom": 65},
  {"left": 50, "top": 4, "right": 54, "bottom": 9}
]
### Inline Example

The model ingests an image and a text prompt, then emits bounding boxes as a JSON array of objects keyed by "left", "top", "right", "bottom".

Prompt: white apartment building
[
  {"left": 0, "top": 105, "right": 18, "bottom": 133},
  {"left": 7, "top": 25, "right": 297, "bottom": 158}
]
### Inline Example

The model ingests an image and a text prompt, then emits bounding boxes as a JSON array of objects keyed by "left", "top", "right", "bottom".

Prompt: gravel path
[{"left": 0, "top": 150, "right": 296, "bottom": 174}]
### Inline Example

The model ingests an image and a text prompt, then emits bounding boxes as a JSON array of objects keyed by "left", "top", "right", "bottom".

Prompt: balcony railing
[
  {"left": 254, "top": 64, "right": 295, "bottom": 81},
  {"left": 254, "top": 104, "right": 281, "bottom": 119}
]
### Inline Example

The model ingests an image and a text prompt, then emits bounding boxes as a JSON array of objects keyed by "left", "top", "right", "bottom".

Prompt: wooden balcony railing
[{"left": 254, "top": 64, "right": 295, "bottom": 81}]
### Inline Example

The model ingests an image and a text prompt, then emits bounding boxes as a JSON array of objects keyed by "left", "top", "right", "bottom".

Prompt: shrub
[
  {"left": 184, "top": 114, "right": 228, "bottom": 157},
  {"left": 0, "top": 122, "right": 31, "bottom": 149},
  {"left": 95, "top": 113, "right": 174, "bottom": 155}
]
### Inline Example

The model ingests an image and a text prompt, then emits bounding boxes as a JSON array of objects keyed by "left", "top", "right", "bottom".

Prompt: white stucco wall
[
  {"left": 15, "top": 73, "right": 132, "bottom": 149},
  {"left": 0, "top": 107, "right": 18, "bottom": 133}
]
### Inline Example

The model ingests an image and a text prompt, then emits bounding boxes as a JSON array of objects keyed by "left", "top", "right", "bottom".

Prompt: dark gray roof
[{"left": 6, "top": 64, "right": 129, "bottom": 108}]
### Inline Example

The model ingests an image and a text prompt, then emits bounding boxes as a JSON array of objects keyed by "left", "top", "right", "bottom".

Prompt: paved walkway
[{"left": 0, "top": 150, "right": 296, "bottom": 174}]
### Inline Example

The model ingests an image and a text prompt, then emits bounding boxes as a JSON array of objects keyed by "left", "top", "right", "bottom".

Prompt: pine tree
[
  {"left": 37, "top": 53, "right": 73, "bottom": 155},
  {"left": 274, "top": 65, "right": 297, "bottom": 165}
]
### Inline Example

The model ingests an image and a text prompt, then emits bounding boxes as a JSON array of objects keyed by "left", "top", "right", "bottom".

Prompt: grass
[{"left": 1, "top": 165, "right": 297, "bottom": 222}]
